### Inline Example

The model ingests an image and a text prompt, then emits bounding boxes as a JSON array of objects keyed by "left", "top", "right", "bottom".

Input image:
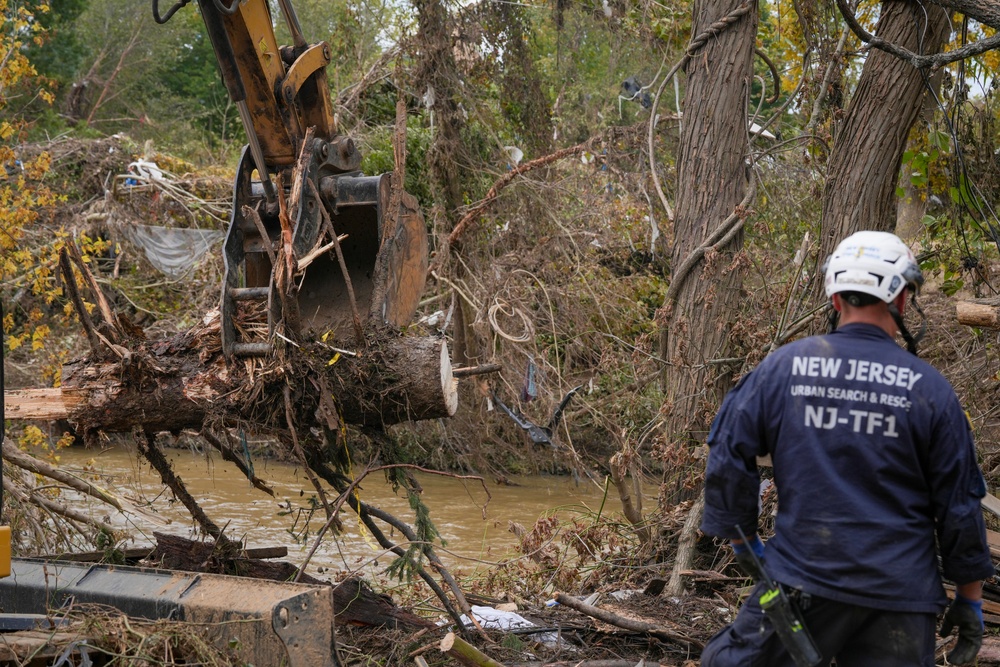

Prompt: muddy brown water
[{"left": 46, "top": 445, "right": 609, "bottom": 580}]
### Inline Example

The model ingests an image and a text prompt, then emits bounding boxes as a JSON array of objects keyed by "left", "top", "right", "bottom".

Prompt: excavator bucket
[
  {"left": 220, "top": 142, "right": 428, "bottom": 357},
  {"left": 0, "top": 558, "right": 340, "bottom": 666},
  {"left": 299, "top": 173, "right": 429, "bottom": 337}
]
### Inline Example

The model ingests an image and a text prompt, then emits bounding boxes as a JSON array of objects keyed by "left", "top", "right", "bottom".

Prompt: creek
[{"left": 45, "top": 445, "right": 610, "bottom": 581}]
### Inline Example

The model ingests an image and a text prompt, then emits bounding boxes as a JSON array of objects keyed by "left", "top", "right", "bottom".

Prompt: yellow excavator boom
[{"left": 153, "top": 0, "right": 428, "bottom": 356}]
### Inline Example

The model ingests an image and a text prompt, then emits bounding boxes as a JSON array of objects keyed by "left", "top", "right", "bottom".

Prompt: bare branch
[
  {"left": 138, "top": 432, "right": 229, "bottom": 542},
  {"left": 3, "top": 438, "right": 125, "bottom": 511},
  {"left": 553, "top": 591, "right": 703, "bottom": 650},
  {"left": 836, "top": 0, "right": 1000, "bottom": 69}
]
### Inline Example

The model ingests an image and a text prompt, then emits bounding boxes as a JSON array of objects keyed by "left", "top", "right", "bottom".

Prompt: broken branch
[
  {"left": 552, "top": 592, "right": 703, "bottom": 650},
  {"left": 439, "top": 632, "right": 506, "bottom": 667}
]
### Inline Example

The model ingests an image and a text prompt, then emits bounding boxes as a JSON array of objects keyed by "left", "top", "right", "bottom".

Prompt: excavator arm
[{"left": 153, "top": 0, "right": 428, "bottom": 356}]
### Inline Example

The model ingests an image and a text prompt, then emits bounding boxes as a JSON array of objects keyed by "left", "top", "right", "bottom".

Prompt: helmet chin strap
[
  {"left": 888, "top": 292, "right": 927, "bottom": 356},
  {"left": 827, "top": 304, "right": 839, "bottom": 334}
]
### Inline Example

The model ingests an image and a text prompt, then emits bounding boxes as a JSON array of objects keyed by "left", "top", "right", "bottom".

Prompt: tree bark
[
  {"left": 657, "top": 0, "right": 758, "bottom": 445},
  {"left": 929, "top": 0, "right": 999, "bottom": 29},
  {"left": 896, "top": 66, "right": 947, "bottom": 242},
  {"left": 818, "top": 1, "right": 951, "bottom": 264}
]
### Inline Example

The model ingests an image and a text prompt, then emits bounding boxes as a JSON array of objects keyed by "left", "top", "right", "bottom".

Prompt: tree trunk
[
  {"left": 657, "top": 0, "right": 758, "bottom": 446},
  {"left": 818, "top": 1, "right": 951, "bottom": 262},
  {"left": 413, "top": 0, "right": 481, "bottom": 369},
  {"left": 4, "top": 319, "right": 458, "bottom": 435}
]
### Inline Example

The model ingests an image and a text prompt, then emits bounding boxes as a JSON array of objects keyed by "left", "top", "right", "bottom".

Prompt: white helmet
[{"left": 823, "top": 231, "right": 923, "bottom": 303}]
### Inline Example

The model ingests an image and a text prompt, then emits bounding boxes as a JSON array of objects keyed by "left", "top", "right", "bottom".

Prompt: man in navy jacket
[{"left": 700, "top": 231, "right": 993, "bottom": 666}]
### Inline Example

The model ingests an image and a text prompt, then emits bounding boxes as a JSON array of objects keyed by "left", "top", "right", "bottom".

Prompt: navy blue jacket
[{"left": 702, "top": 323, "right": 994, "bottom": 613}]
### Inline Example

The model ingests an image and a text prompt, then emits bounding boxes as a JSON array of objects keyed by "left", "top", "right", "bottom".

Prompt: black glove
[
  {"left": 731, "top": 534, "right": 765, "bottom": 582},
  {"left": 940, "top": 595, "right": 983, "bottom": 665}
]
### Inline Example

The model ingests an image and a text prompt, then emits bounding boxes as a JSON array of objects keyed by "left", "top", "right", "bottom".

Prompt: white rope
[{"left": 487, "top": 298, "right": 534, "bottom": 343}]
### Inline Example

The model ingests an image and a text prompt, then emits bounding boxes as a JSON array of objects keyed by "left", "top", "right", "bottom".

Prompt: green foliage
[
  {"left": 158, "top": 9, "right": 242, "bottom": 146},
  {"left": 0, "top": 0, "right": 67, "bottom": 366},
  {"left": 382, "top": 466, "right": 445, "bottom": 582},
  {"left": 24, "top": 0, "right": 89, "bottom": 86},
  {"left": 359, "top": 123, "right": 432, "bottom": 205}
]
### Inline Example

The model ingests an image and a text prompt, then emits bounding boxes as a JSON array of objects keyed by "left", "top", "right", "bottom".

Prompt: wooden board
[
  {"left": 983, "top": 493, "right": 1000, "bottom": 520},
  {"left": 0, "top": 628, "right": 89, "bottom": 664}
]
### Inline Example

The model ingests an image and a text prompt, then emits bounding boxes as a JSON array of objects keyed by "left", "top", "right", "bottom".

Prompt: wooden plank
[
  {"left": 0, "top": 629, "right": 85, "bottom": 662},
  {"left": 986, "top": 528, "right": 1000, "bottom": 560},
  {"left": 982, "top": 493, "right": 1000, "bottom": 520}
]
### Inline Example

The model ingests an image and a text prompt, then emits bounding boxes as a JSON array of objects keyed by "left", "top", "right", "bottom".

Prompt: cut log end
[{"left": 441, "top": 342, "right": 459, "bottom": 418}]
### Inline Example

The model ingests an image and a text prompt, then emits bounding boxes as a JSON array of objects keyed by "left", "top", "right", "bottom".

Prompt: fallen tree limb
[
  {"left": 349, "top": 494, "right": 466, "bottom": 630},
  {"left": 363, "top": 501, "right": 482, "bottom": 634},
  {"left": 552, "top": 592, "right": 703, "bottom": 651},
  {"left": 452, "top": 363, "right": 502, "bottom": 378},
  {"left": 439, "top": 632, "right": 506, "bottom": 667},
  {"left": 667, "top": 494, "right": 704, "bottom": 597},
  {"left": 2, "top": 473, "right": 113, "bottom": 537},
  {"left": 139, "top": 432, "right": 227, "bottom": 541},
  {"left": 2, "top": 438, "right": 126, "bottom": 511},
  {"left": 58, "top": 247, "right": 106, "bottom": 357},
  {"left": 957, "top": 299, "right": 1000, "bottom": 330}
]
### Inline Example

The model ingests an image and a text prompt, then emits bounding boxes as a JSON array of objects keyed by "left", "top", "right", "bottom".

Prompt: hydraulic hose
[
  {"left": 152, "top": 0, "right": 238, "bottom": 25},
  {"left": 152, "top": 0, "right": 191, "bottom": 24}
]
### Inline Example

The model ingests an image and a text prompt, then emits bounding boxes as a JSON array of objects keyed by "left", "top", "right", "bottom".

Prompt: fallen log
[
  {"left": 957, "top": 298, "right": 1000, "bottom": 329},
  {"left": 4, "top": 313, "right": 458, "bottom": 434}
]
